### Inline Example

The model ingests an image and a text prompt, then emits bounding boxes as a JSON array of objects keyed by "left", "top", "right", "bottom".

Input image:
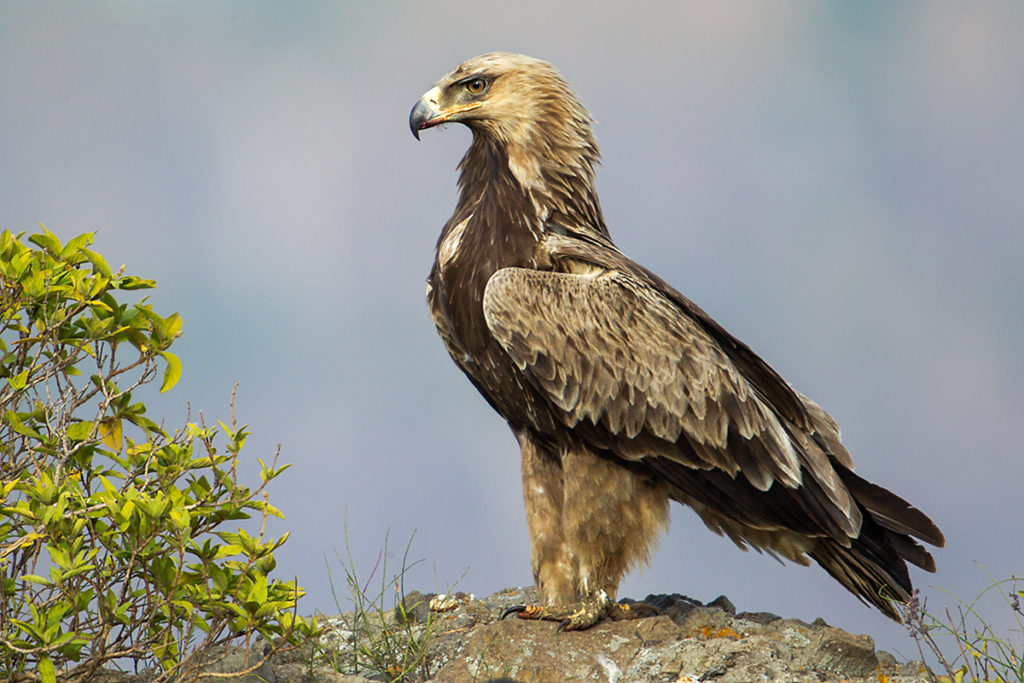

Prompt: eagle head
[
  {"left": 409, "top": 52, "right": 589, "bottom": 146},
  {"left": 410, "top": 52, "right": 602, "bottom": 202}
]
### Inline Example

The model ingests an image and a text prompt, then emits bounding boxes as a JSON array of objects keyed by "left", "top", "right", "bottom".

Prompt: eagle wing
[{"left": 482, "top": 260, "right": 867, "bottom": 544}]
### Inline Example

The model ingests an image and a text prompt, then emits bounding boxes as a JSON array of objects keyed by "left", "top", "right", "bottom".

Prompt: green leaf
[
  {"left": 214, "top": 544, "right": 243, "bottom": 560},
  {"left": 62, "top": 232, "right": 94, "bottom": 258},
  {"left": 1, "top": 479, "right": 19, "bottom": 500},
  {"left": 209, "top": 564, "right": 229, "bottom": 594},
  {"left": 159, "top": 351, "right": 181, "bottom": 393},
  {"left": 48, "top": 545, "right": 71, "bottom": 569},
  {"left": 116, "top": 275, "right": 156, "bottom": 290},
  {"left": 21, "top": 575, "right": 52, "bottom": 586},
  {"left": 169, "top": 505, "right": 190, "bottom": 531},
  {"left": 251, "top": 573, "right": 268, "bottom": 604},
  {"left": 172, "top": 599, "right": 195, "bottom": 615},
  {"left": 38, "top": 656, "right": 56, "bottom": 683},
  {"left": 49, "top": 631, "right": 78, "bottom": 649},
  {"left": 5, "top": 410, "right": 44, "bottom": 439},
  {"left": 119, "top": 499, "right": 136, "bottom": 523},
  {"left": 251, "top": 500, "right": 285, "bottom": 520},
  {"left": 66, "top": 421, "right": 95, "bottom": 442},
  {"left": 97, "top": 474, "right": 117, "bottom": 494},
  {"left": 81, "top": 247, "right": 113, "bottom": 278},
  {"left": 98, "top": 418, "right": 123, "bottom": 451},
  {"left": 159, "top": 312, "right": 183, "bottom": 341},
  {"left": 7, "top": 368, "right": 29, "bottom": 391},
  {"left": 28, "top": 226, "right": 63, "bottom": 255}
]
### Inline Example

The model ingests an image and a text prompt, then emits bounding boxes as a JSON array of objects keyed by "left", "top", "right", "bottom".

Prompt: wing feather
[{"left": 483, "top": 267, "right": 845, "bottom": 511}]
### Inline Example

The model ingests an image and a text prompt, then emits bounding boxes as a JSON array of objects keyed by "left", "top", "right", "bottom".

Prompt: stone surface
[{"left": 94, "top": 587, "right": 936, "bottom": 682}]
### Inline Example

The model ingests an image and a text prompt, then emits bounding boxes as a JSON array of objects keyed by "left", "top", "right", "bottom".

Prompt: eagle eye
[{"left": 465, "top": 78, "right": 487, "bottom": 94}]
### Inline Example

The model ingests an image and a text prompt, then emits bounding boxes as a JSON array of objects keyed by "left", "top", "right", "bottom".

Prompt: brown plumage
[{"left": 410, "top": 52, "right": 943, "bottom": 627}]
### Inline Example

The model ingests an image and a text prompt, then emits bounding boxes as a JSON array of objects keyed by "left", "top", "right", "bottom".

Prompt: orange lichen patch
[{"left": 693, "top": 625, "right": 743, "bottom": 640}]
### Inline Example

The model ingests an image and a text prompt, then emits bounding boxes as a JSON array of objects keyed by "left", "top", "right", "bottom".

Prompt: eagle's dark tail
[{"left": 811, "top": 467, "right": 945, "bottom": 621}]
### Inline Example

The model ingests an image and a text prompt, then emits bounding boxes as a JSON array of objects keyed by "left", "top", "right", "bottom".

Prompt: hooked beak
[
  {"left": 409, "top": 86, "right": 483, "bottom": 140},
  {"left": 409, "top": 97, "right": 434, "bottom": 141}
]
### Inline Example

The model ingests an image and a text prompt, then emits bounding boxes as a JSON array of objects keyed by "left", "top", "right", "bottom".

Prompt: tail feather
[
  {"left": 886, "top": 532, "right": 937, "bottom": 573},
  {"left": 811, "top": 468, "right": 943, "bottom": 620},
  {"left": 838, "top": 467, "right": 945, "bottom": 549},
  {"left": 811, "top": 535, "right": 909, "bottom": 620}
]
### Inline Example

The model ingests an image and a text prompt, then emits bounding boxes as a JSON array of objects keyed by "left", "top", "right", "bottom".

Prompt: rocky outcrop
[
  {"left": 103, "top": 587, "right": 934, "bottom": 682},
  {"left": 269, "top": 587, "right": 933, "bottom": 682}
]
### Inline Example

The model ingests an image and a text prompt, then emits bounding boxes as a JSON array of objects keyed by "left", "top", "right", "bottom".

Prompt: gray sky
[{"left": 3, "top": 2, "right": 1022, "bottom": 656}]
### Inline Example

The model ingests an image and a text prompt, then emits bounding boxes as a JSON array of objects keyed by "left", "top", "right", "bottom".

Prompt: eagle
[{"left": 409, "top": 52, "right": 943, "bottom": 630}]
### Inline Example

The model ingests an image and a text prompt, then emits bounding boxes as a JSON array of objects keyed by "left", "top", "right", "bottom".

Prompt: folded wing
[{"left": 483, "top": 263, "right": 942, "bottom": 585}]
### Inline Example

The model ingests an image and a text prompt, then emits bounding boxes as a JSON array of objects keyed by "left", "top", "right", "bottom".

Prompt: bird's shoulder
[{"left": 487, "top": 231, "right": 812, "bottom": 432}]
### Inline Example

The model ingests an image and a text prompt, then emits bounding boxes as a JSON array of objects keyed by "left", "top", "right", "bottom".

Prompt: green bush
[{"left": 0, "top": 228, "right": 316, "bottom": 682}]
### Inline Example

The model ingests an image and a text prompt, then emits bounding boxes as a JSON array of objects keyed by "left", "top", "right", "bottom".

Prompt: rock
[
  {"left": 418, "top": 589, "right": 931, "bottom": 682},
  {"left": 642, "top": 592, "right": 703, "bottom": 624},
  {"left": 735, "top": 610, "right": 781, "bottom": 625},
  {"left": 93, "top": 588, "right": 934, "bottom": 682},
  {"left": 706, "top": 594, "right": 737, "bottom": 615},
  {"left": 801, "top": 626, "right": 879, "bottom": 678}
]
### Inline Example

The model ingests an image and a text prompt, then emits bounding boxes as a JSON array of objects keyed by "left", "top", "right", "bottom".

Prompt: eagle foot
[{"left": 501, "top": 593, "right": 653, "bottom": 631}]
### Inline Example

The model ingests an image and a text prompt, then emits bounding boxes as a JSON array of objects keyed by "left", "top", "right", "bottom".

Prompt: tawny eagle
[{"left": 410, "top": 52, "right": 943, "bottom": 629}]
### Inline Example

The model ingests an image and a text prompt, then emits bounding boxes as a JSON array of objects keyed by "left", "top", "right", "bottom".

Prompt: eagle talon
[
  {"left": 501, "top": 604, "right": 551, "bottom": 621},
  {"left": 499, "top": 596, "right": 614, "bottom": 630},
  {"left": 500, "top": 605, "right": 528, "bottom": 620}
]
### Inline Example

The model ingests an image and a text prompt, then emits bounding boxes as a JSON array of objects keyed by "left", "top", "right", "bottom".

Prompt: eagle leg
[
  {"left": 501, "top": 591, "right": 613, "bottom": 631},
  {"left": 501, "top": 592, "right": 655, "bottom": 630}
]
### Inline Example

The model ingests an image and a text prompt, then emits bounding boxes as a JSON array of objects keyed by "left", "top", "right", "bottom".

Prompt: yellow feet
[{"left": 501, "top": 591, "right": 656, "bottom": 631}]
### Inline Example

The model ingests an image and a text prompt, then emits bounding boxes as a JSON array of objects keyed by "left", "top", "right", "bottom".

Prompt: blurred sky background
[{"left": 3, "top": 1, "right": 1022, "bottom": 658}]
